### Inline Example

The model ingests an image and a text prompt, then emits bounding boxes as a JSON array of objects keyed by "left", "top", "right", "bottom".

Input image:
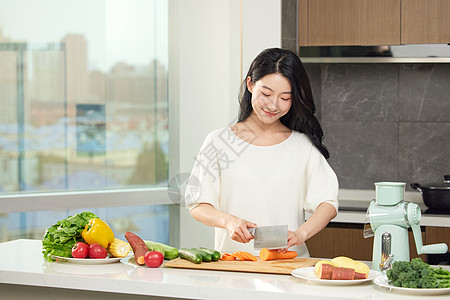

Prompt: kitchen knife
[{"left": 249, "top": 225, "right": 288, "bottom": 250}]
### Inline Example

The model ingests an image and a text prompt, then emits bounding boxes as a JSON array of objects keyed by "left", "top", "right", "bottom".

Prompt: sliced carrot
[
  {"left": 222, "top": 253, "right": 235, "bottom": 258},
  {"left": 220, "top": 253, "right": 236, "bottom": 261},
  {"left": 241, "top": 251, "right": 257, "bottom": 261},
  {"left": 220, "top": 255, "right": 235, "bottom": 261},
  {"left": 232, "top": 252, "right": 246, "bottom": 261},
  {"left": 259, "top": 248, "right": 297, "bottom": 261},
  {"left": 237, "top": 251, "right": 249, "bottom": 260}
]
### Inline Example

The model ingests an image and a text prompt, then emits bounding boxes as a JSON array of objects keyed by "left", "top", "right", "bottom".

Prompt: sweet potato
[
  {"left": 354, "top": 272, "right": 368, "bottom": 279},
  {"left": 318, "top": 263, "right": 334, "bottom": 279},
  {"left": 331, "top": 267, "right": 355, "bottom": 280},
  {"left": 125, "top": 231, "right": 149, "bottom": 265}
]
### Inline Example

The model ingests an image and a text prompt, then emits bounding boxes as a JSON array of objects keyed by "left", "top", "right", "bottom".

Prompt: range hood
[{"left": 299, "top": 44, "right": 450, "bottom": 63}]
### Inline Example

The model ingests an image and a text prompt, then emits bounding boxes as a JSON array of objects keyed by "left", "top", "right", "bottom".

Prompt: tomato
[
  {"left": 144, "top": 251, "right": 164, "bottom": 268},
  {"left": 72, "top": 242, "right": 89, "bottom": 259},
  {"left": 89, "top": 243, "right": 108, "bottom": 259}
]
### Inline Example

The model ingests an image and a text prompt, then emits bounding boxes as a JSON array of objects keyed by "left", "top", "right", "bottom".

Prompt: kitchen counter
[{"left": 1, "top": 239, "right": 449, "bottom": 300}]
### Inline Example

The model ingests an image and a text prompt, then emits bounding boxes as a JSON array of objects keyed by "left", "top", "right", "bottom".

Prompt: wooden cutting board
[{"left": 163, "top": 257, "right": 320, "bottom": 275}]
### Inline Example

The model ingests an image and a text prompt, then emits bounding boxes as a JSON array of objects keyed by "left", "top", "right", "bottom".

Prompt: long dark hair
[{"left": 238, "top": 48, "right": 330, "bottom": 159}]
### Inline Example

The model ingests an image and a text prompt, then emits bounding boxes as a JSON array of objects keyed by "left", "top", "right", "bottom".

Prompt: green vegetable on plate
[
  {"left": 386, "top": 258, "right": 450, "bottom": 289},
  {"left": 42, "top": 211, "right": 98, "bottom": 261}
]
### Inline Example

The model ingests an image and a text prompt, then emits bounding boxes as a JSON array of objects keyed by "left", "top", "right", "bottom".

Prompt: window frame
[
  {"left": 0, "top": 0, "right": 180, "bottom": 247},
  {"left": 0, "top": 187, "right": 175, "bottom": 214}
]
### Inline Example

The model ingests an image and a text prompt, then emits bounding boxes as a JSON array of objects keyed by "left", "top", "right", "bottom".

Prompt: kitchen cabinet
[
  {"left": 402, "top": 0, "right": 450, "bottom": 44},
  {"left": 426, "top": 226, "right": 450, "bottom": 246},
  {"left": 425, "top": 226, "right": 450, "bottom": 264},
  {"left": 305, "top": 223, "right": 374, "bottom": 260},
  {"left": 306, "top": 223, "right": 427, "bottom": 261},
  {"left": 298, "top": 0, "right": 401, "bottom": 46},
  {"left": 298, "top": 0, "right": 450, "bottom": 46}
]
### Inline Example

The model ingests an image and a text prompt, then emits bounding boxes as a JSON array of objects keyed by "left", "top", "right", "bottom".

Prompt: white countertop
[{"left": 1, "top": 239, "right": 449, "bottom": 299}]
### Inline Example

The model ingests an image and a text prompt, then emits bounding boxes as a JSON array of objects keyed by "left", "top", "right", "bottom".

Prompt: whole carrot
[{"left": 259, "top": 248, "right": 297, "bottom": 261}]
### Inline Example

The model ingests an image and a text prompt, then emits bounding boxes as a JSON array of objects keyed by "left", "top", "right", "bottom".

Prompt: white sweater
[{"left": 185, "top": 127, "right": 339, "bottom": 257}]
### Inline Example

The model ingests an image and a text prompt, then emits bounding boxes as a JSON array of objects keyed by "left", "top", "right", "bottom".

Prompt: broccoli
[{"left": 386, "top": 258, "right": 450, "bottom": 289}]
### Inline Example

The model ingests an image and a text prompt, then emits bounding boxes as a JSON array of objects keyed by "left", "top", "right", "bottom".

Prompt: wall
[
  {"left": 171, "top": 0, "right": 239, "bottom": 249},
  {"left": 172, "top": 0, "right": 282, "bottom": 248},
  {"left": 242, "top": 0, "right": 282, "bottom": 79},
  {"left": 306, "top": 63, "right": 450, "bottom": 191}
]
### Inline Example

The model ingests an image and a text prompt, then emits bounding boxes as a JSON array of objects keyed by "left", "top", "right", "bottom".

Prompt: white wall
[
  {"left": 173, "top": 0, "right": 282, "bottom": 248},
  {"left": 242, "top": 0, "right": 282, "bottom": 78}
]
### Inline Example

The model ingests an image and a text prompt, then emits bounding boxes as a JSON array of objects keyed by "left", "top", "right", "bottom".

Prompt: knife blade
[{"left": 248, "top": 225, "right": 288, "bottom": 250}]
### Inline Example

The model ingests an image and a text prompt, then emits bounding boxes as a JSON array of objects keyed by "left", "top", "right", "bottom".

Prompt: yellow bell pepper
[{"left": 82, "top": 218, "right": 115, "bottom": 248}]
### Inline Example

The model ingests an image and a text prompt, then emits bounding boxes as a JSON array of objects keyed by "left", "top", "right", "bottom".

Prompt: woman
[{"left": 185, "top": 48, "right": 338, "bottom": 257}]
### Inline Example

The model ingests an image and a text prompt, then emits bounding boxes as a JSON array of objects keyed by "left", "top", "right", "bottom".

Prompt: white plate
[
  {"left": 373, "top": 275, "right": 450, "bottom": 295},
  {"left": 51, "top": 255, "right": 123, "bottom": 264},
  {"left": 291, "top": 267, "right": 380, "bottom": 285}
]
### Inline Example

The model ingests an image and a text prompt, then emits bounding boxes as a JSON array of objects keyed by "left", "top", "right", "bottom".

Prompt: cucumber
[
  {"left": 199, "top": 247, "right": 221, "bottom": 261},
  {"left": 178, "top": 248, "right": 202, "bottom": 264},
  {"left": 158, "top": 242, "right": 179, "bottom": 260},
  {"left": 189, "top": 248, "right": 212, "bottom": 262},
  {"left": 144, "top": 240, "right": 179, "bottom": 260},
  {"left": 144, "top": 241, "right": 165, "bottom": 257}
]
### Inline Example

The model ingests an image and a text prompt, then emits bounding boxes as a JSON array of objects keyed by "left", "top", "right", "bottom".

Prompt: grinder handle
[
  {"left": 420, "top": 243, "right": 448, "bottom": 254},
  {"left": 408, "top": 203, "right": 448, "bottom": 255}
]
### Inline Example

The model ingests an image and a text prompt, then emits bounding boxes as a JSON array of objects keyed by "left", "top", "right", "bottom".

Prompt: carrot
[
  {"left": 220, "top": 253, "right": 236, "bottom": 261},
  {"left": 220, "top": 255, "right": 235, "bottom": 261},
  {"left": 237, "top": 251, "right": 250, "bottom": 260},
  {"left": 221, "top": 253, "right": 235, "bottom": 258},
  {"left": 259, "top": 248, "right": 297, "bottom": 261},
  {"left": 233, "top": 252, "right": 246, "bottom": 261},
  {"left": 240, "top": 251, "right": 257, "bottom": 261}
]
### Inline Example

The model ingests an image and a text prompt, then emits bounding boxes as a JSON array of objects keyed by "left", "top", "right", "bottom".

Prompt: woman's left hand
[{"left": 285, "top": 229, "right": 307, "bottom": 250}]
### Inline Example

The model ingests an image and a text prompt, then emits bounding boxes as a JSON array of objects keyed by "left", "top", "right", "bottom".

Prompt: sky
[{"left": 0, "top": 0, "right": 168, "bottom": 72}]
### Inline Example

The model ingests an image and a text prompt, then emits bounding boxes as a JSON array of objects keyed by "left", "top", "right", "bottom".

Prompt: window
[{"left": 0, "top": 0, "right": 173, "bottom": 244}]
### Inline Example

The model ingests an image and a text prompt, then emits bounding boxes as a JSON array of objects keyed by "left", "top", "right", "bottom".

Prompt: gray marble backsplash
[{"left": 304, "top": 63, "right": 450, "bottom": 191}]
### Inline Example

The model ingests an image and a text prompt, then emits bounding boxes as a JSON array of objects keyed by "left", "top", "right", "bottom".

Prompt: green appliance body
[{"left": 367, "top": 182, "right": 448, "bottom": 272}]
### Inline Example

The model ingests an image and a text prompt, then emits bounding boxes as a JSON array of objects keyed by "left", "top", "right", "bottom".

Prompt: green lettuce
[{"left": 42, "top": 211, "right": 98, "bottom": 261}]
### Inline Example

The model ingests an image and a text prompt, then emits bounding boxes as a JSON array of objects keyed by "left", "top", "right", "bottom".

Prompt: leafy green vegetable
[
  {"left": 42, "top": 211, "right": 98, "bottom": 261},
  {"left": 386, "top": 258, "right": 450, "bottom": 288}
]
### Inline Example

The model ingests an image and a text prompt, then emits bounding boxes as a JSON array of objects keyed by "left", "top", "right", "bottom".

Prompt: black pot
[{"left": 411, "top": 175, "right": 450, "bottom": 210}]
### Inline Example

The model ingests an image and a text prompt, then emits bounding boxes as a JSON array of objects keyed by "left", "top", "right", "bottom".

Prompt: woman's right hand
[
  {"left": 225, "top": 215, "right": 257, "bottom": 244},
  {"left": 190, "top": 203, "right": 257, "bottom": 243}
]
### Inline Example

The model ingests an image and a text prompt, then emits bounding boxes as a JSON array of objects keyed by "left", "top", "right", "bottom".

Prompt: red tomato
[
  {"left": 71, "top": 242, "right": 89, "bottom": 259},
  {"left": 144, "top": 251, "right": 164, "bottom": 268},
  {"left": 89, "top": 243, "right": 108, "bottom": 259}
]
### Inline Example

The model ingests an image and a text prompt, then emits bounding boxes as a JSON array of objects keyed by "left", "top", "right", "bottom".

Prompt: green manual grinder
[{"left": 364, "top": 182, "right": 448, "bottom": 272}]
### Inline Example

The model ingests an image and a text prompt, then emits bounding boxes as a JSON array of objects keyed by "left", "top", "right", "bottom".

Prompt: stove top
[{"left": 423, "top": 208, "right": 450, "bottom": 215}]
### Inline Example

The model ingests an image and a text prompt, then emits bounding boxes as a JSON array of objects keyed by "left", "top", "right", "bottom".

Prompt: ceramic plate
[
  {"left": 51, "top": 255, "right": 123, "bottom": 264},
  {"left": 373, "top": 275, "right": 450, "bottom": 295},
  {"left": 291, "top": 267, "right": 380, "bottom": 285}
]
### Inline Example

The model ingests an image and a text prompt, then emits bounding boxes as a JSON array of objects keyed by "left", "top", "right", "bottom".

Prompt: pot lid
[{"left": 418, "top": 175, "right": 450, "bottom": 189}]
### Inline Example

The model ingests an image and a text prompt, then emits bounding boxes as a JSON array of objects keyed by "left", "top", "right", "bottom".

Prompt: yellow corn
[{"left": 107, "top": 238, "right": 131, "bottom": 258}]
